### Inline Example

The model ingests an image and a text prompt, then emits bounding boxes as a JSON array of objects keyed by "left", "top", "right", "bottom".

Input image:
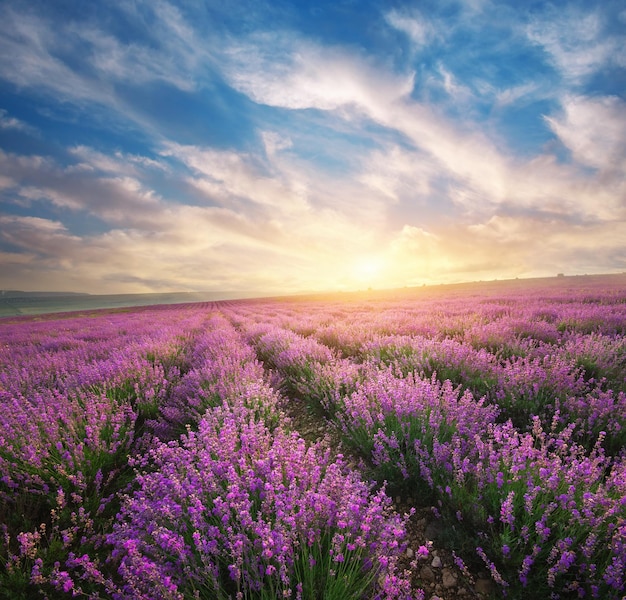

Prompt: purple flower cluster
[
  {"left": 153, "top": 313, "right": 281, "bottom": 439},
  {"left": 110, "top": 401, "right": 418, "bottom": 599},
  {"left": 0, "top": 306, "right": 210, "bottom": 595}
]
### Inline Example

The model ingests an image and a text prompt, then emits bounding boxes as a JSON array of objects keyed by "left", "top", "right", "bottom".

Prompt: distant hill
[
  {"left": 0, "top": 290, "right": 90, "bottom": 298},
  {"left": 0, "top": 290, "right": 261, "bottom": 317}
]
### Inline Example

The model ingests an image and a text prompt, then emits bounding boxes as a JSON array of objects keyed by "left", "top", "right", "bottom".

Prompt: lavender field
[{"left": 1, "top": 277, "right": 626, "bottom": 599}]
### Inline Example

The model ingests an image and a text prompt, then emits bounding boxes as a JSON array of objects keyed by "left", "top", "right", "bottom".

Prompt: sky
[{"left": 0, "top": 0, "right": 625, "bottom": 296}]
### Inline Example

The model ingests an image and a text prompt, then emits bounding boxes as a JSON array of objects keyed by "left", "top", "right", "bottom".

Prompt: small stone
[
  {"left": 431, "top": 555, "right": 442, "bottom": 568},
  {"left": 442, "top": 568, "right": 457, "bottom": 589},
  {"left": 406, "top": 547, "right": 414, "bottom": 559},
  {"left": 429, "top": 596, "right": 442, "bottom": 600},
  {"left": 420, "top": 566, "right": 436, "bottom": 583},
  {"left": 457, "top": 588, "right": 468, "bottom": 596},
  {"left": 475, "top": 578, "right": 493, "bottom": 597}
]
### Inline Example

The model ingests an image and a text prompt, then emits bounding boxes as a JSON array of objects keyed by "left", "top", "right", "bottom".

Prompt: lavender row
[
  {"left": 1, "top": 306, "right": 213, "bottom": 597},
  {"left": 1, "top": 307, "right": 422, "bottom": 599},
  {"left": 227, "top": 286, "right": 626, "bottom": 357},
  {"left": 362, "top": 333, "right": 626, "bottom": 453},
  {"left": 228, "top": 307, "right": 626, "bottom": 599},
  {"left": 228, "top": 293, "right": 626, "bottom": 453}
]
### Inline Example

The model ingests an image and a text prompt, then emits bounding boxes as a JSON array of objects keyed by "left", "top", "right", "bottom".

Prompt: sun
[{"left": 352, "top": 255, "right": 386, "bottom": 285}]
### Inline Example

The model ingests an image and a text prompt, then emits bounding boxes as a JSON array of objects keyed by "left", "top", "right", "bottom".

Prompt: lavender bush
[{"left": 109, "top": 402, "right": 420, "bottom": 600}]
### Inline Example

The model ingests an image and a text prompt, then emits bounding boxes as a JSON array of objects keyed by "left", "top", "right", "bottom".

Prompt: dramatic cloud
[
  {"left": 223, "top": 35, "right": 415, "bottom": 113},
  {"left": 0, "top": 0, "right": 624, "bottom": 294},
  {"left": 545, "top": 95, "right": 626, "bottom": 172}
]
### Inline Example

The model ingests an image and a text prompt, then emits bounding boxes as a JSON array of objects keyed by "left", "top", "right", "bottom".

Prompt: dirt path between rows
[{"left": 280, "top": 394, "right": 496, "bottom": 600}]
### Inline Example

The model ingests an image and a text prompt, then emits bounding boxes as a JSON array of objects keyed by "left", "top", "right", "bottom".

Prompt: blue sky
[{"left": 0, "top": 0, "right": 625, "bottom": 294}]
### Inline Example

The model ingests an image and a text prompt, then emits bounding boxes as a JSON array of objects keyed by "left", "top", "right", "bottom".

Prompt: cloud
[
  {"left": 0, "top": 214, "right": 68, "bottom": 234},
  {"left": 162, "top": 139, "right": 390, "bottom": 246},
  {"left": 526, "top": 7, "right": 624, "bottom": 84},
  {"left": 363, "top": 94, "right": 624, "bottom": 224},
  {"left": 220, "top": 32, "right": 512, "bottom": 209},
  {"left": 436, "top": 63, "right": 474, "bottom": 103},
  {"left": 377, "top": 211, "right": 626, "bottom": 288},
  {"left": 161, "top": 142, "right": 309, "bottom": 214},
  {"left": 358, "top": 144, "right": 438, "bottom": 203},
  {"left": 493, "top": 82, "right": 543, "bottom": 109},
  {"left": 0, "top": 109, "right": 37, "bottom": 133},
  {"left": 78, "top": 2, "right": 204, "bottom": 91},
  {"left": 0, "top": 8, "right": 110, "bottom": 106},
  {"left": 0, "top": 1, "right": 217, "bottom": 139},
  {"left": 545, "top": 95, "right": 626, "bottom": 172},
  {"left": 0, "top": 148, "right": 167, "bottom": 227},
  {"left": 220, "top": 23, "right": 625, "bottom": 228},
  {"left": 0, "top": 209, "right": 290, "bottom": 294},
  {"left": 0, "top": 142, "right": 395, "bottom": 293},
  {"left": 260, "top": 131, "right": 293, "bottom": 157},
  {"left": 385, "top": 9, "right": 435, "bottom": 48},
  {"left": 68, "top": 146, "right": 168, "bottom": 176},
  {"left": 222, "top": 33, "right": 415, "bottom": 112},
  {"left": 1, "top": 1, "right": 624, "bottom": 294},
  {"left": 467, "top": 214, "right": 626, "bottom": 275},
  {"left": 0, "top": 215, "right": 81, "bottom": 274}
]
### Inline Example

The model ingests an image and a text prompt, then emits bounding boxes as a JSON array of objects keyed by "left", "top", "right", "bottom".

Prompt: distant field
[
  {"left": 0, "top": 290, "right": 259, "bottom": 317},
  {"left": 3, "top": 273, "right": 625, "bottom": 319}
]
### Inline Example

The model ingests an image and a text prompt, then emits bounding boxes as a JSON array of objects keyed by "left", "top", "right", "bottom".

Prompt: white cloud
[
  {"left": 222, "top": 34, "right": 414, "bottom": 113},
  {"left": 0, "top": 142, "right": 394, "bottom": 293},
  {"left": 0, "top": 148, "right": 167, "bottom": 226},
  {"left": 0, "top": 1, "right": 215, "bottom": 134},
  {"left": 388, "top": 225, "right": 440, "bottom": 261},
  {"left": 385, "top": 9, "right": 434, "bottom": 48},
  {"left": 466, "top": 214, "right": 626, "bottom": 276},
  {"left": 1, "top": 2, "right": 624, "bottom": 293},
  {"left": 493, "top": 82, "right": 543, "bottom": 109},
  {"left": 0, "top": 109, "right": 36, "bottom": 133},
  {"left": 0, "top": 174, "right": 15, "bottom": 190},
  {"left": 0, "top": 214, "right": 68, "bottom": 234},
  {"left": 545, "top": 95, "right": 626, "bottom": 172},
  {"left": 376, "top": 213, "right": 626, "bottom": 287},
  {"left": 0, "top": 8, "right": 107, "bottom": 105},
  {"left": 0, "top": 215, "right": 82, "bottom": 272},
  {"left": 358, "top": 145, "right": 437, "bottom": 202},
  {"left": 526, "top": 8, "right": 623, "bottom": 84},
  {"left": 75, "top": 1, "right": 205, "bottom": 92},
  {"left": 434, "top": 63, "right": 477, "bottom": 106},
  {"left": 260, "top": 131, "right": 293, "bottom": 157},
  {"left": 162, "top": 142, "right": 310, "bottom": 214},
  {"left": 220, "top": 26, "right": 625, "bottom": 227},
  {"left": 68, "top": 146, "right": 168, "bottom": 176}
]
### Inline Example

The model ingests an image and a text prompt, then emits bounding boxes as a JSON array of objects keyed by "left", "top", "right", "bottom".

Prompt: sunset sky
[{"left": 0, "top": 0, "right": 625, "bottom": 295}]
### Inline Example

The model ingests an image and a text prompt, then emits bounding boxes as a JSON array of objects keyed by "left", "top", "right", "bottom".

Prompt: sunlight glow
[{"left": 352, "top": 255, "right": 386, "bottom": 285}]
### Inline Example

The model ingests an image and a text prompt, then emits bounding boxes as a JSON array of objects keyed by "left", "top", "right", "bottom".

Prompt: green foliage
[{"left": 291, "top": 532, "right": 379, "bottom": 600}]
